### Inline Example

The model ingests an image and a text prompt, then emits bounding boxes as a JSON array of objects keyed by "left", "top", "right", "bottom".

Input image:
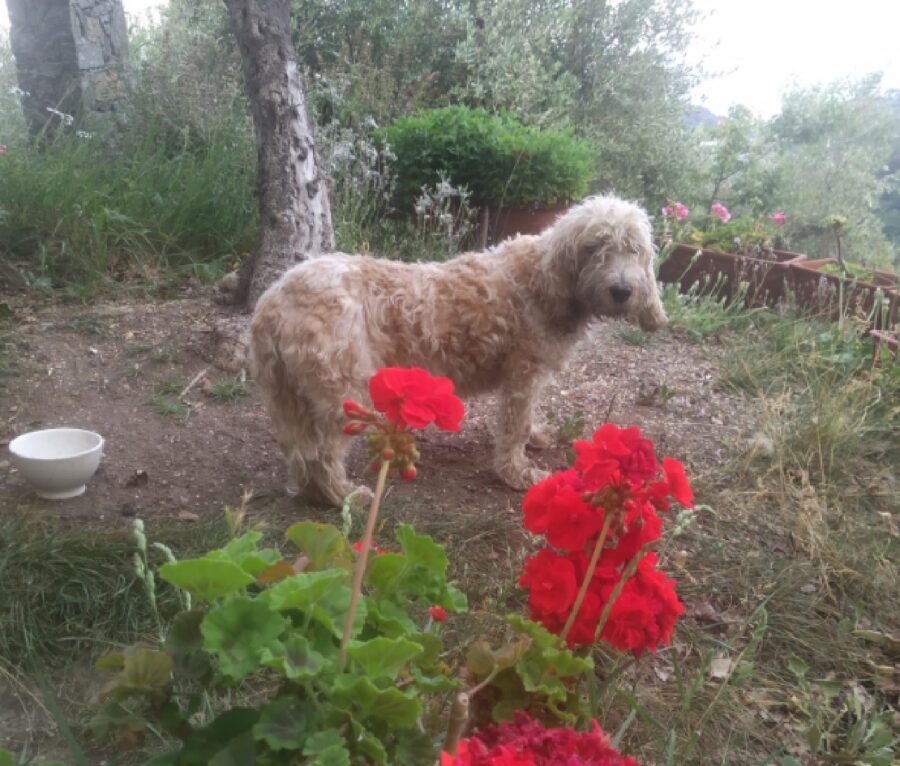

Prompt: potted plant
[
  {"left": 657, "top": 205, "right": 802, "bottom": 308},
  {"left": 382, "top": 106, "right": 596, "bottom": 245}
]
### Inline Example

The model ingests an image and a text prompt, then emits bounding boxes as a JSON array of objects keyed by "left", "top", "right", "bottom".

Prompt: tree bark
[
  {"left": 221, "top": 0, "right": 335, "bottom": 309},
  {"left": 7, "top": 0, "right": 81, "bottom": 134}
]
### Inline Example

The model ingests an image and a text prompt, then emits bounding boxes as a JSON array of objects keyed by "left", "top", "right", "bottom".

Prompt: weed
[
  {"left": 146, "top": 393, "right": 192, "bottom": 421},
  {"left": 208, "top": 377, "right": 250, "bottom": 403},
  {"left": 615, "top": 327, "right": 657, "bottom": 347},
  {"left": 545, "top": 409, "right": 586, "bottom": 444},
  {"left": 153, "top": 379, "right": 184, "bottom": 397}
]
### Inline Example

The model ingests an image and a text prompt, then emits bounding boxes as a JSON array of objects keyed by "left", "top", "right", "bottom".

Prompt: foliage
[
  {"left": 454, "top": 0, "right": 702, "bottom": 207},
  {"left": 92, "top": 522, "right": 466, "bottom": 763},
  {"left": 382, "top": 106, "right": 596, "bottom": 207},
  {"left": 687, "top": 79, "right": 900, "bottom": 268}
]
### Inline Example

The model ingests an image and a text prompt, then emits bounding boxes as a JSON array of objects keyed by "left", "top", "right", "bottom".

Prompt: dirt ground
[{"left": 0, "top": 295, "right": 754, "bottom": 528}]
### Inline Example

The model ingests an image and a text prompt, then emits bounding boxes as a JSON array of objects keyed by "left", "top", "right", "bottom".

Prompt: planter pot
[
  {"left": 483, "top": 202, "right": 571, "bottom": 244},
  {"left": 789, "top": 260, "right": 898, "bottom": 330},
  {"left": 770, "top": 249, "right": 808, "bottom": 265},
  {"left": 657, "top": 244, "right": 793, "bottom": 308}
]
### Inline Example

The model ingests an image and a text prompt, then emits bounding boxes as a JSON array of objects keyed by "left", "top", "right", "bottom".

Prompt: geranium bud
[
  {"left": 429, "top": 605, "right": 448, "bottom": 622},
  {"left": 380, "top": 447, "right": 396, "bottom": 461},
  {"left": 343, "top": 400, "right": 372, "bottom": 419},
  {"left": 342, "top": 421, "right": 368, "bottom": 435},
  {"left": 400, "top": 464, "right": 417, "bottom": 481},
  {"left": 369, "top": 458, "right": 382, "bottom": 472}
]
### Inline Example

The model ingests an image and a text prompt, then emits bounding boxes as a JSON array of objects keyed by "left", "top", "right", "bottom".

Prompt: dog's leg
[
  {"left": 494, "top": 377, "right": 551, "bottom": 490},
  {"left": 528, "top": 422, "right": 555, "bottom": 448}
]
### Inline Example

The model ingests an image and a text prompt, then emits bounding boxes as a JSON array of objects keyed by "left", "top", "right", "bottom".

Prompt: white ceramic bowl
[{"left": 8, "top": 428, "right": 104, "bottom": 499}]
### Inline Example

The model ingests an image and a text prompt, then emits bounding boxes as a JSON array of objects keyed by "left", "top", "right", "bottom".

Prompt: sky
[{"left": 2, "top": 0, "right": 898, "bottom": 118}]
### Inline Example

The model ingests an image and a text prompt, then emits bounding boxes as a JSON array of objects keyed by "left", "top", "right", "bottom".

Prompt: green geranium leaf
[
  {"left": 122, "top": 647, "right": 174, "bottom": 691},
  {"left": 252, "top": 696, "right": 312, "bottom": 751},
  {"left": 202, "top": 597, "right": 287, "bottom": 682},
  {"left": 366, "top": 598, "right": 417, "bottom": 636},
  {"left": 309, "top": 746, "right": 351, "bottom": 766},
  {"left": 411, "top": 667, "right": 458, "bottom": 693},
  {"left": 207, "top": 532, "right": 281, "bottom": 576},
  {"left": 446, "top": 584, "right": 469, "bottom": 612},
  {"left": 466, "top": 639, "right": 496, "bottom": 676},
  {"left": 394, "top": 727, "right": 438, "bottom": 765},
  {"left": 0, "top": 751, "right": 12, "bottom": 766},
  {"left": 347, "top": 637, "right": 423, "bottom": 679},
  {"left": 165, "top": 610, "right": 213, "bottom": 681},
  {"left": 260, "top": 635, "right": 327, "bottom": 681},
  {"left": 305, "top": 731, "right": 351, "bottom": 766},
  {"left": 396, "top": 524, "right": 447, "bottom": 577},
  {"left": 165, "top": 610, "right": 205, "bottom": 654},
  {"left": 285, "top": 521, "right": 352, "bottom": 570},
  {"left": 88, "top": 698, "right": 147, "bottom": 738},
  {"left": 175, "top": 708, "right": 260, "bottom": 766},
  {"left": 209, "top": 731, "right": 256, "bottom": 766},
  {"left": 262, "top": 569, "right": 363, "bottom": 639},
  {"left": 159, "top": 559, "right": 253, "bottom": 601},
  {"left": 365, "top": 553, "right": 407, "bottom": 593},
  {"left": 407, "top": 631, "right": 443, "bottom": 668},
  {"left": 349, "top": 716, "right": 388, "bottom": 765},
  {"left": 262, "top": 569, "right": 348, "bottom": 611},
  {"left": 332, "top": 676, "right": 421, "bottom": 728}
]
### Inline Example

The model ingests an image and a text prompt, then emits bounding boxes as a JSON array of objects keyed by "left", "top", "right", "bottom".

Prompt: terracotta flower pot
[
  {"left": 657, "top": 244, "right": 793, "bottom": 308},
  {"left": 788, "top": 260, "right": 898, "bottom": 329},
  {"left": 483, "top": 202, "right": 571, "bottom": 244}
]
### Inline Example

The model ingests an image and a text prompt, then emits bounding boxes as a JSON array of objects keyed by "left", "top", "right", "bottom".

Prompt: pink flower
[
  {"left": 661, "top": 203, "right": 688, "bottom": 221},
  {"left": 0, "top": 145, "right": 8, "bottom": 156},
  {"left": 710, "top": 203, "right": 731, "bottom": 223},
  {"left": 771, "top": 211, "right": 786, "bottom": 227}
]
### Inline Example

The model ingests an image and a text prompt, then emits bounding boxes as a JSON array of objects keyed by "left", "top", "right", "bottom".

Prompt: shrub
[{"left": 382, "top": 106, "right": 596, "bottom": 209}]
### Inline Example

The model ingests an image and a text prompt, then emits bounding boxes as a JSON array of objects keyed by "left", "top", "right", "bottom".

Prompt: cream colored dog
[{"left": 250, "top": 195, "right": 667, "bottom": 505}]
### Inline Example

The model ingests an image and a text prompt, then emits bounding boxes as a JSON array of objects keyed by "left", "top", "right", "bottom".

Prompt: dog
[{"left": 250, "top": 194, "right": 668, "bottom": 505}]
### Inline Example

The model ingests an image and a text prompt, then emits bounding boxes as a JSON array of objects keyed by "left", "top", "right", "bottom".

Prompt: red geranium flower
[
  {"left": 663, "top": 457, "right": 693, "bottom": 508},
  {"left": 442, "top": 713, "right": 642, "bottom": 765},
  {"left": 429, "top": 605, "right": 449, "bottom": 622},
  {"left": 522, "top": 470, "right": 601, "bottom": 552},
  {"left": 369, "top": 367, "right": 464, "bottom": 431},
  {"left": 519, "top": 549, "right": 578, "bottom": 617}
]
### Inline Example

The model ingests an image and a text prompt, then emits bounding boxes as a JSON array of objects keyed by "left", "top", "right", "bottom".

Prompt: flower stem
[
  {"left": 561, "top": 513, "right": 614, "bottom": 643},
  {"left": 443, "top": 691, "right": 470, "bottom": 755},
  {"left": 592, "top": 541, "right": 655, "bottom": 644},
  {"left": 338, "top": 459, "right": 392, "bottom": 672}
]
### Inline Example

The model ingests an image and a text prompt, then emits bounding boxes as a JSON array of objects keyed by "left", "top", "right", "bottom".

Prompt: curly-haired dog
[{"left": 250, "top": 195, "right": 668, "bottom": 505}]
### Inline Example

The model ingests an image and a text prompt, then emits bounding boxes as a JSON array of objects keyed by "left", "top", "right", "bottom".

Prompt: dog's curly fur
[{"left": 250, "top": 194, "right": 668, "bottom": 505}]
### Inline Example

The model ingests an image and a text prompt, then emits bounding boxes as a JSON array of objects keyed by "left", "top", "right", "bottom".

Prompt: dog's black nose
[{"left": 610, "top": 284, "right": 632, "bottom": 304}]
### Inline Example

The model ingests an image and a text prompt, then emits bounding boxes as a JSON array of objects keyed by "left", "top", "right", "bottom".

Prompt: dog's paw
[
  {"left": 528, "top": 425, "right": 555, "bottom": 449},
  {"left": 496, "top": 463, "right": 550, "bottom": 491}
]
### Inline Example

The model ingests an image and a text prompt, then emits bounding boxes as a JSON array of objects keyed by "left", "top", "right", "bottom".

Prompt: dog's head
[{"left": 539, "top": 195, "right": 667, "bottom": 331}]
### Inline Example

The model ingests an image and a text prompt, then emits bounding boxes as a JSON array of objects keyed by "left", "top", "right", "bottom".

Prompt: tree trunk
[
  {"left": 221, "top": 0, "right": 335, "bottom": 309},
  {"left": 7, "top": 0, "right": 81, "bottom": 134},
  {"left": 6, "top": 0, "right": 133, "bottom": 135}
]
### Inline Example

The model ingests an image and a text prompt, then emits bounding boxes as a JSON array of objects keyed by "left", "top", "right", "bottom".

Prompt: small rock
[
  {"left": 800, "top": 582, "right": 817, "bottom": 595},
  {"left": 177, "top": 511, "right": 200, "bottom": 522}
]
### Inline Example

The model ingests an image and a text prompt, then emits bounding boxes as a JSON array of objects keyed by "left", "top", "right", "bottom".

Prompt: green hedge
[{"left": 382, "top": 106, "right": 596, "bottom": 207}]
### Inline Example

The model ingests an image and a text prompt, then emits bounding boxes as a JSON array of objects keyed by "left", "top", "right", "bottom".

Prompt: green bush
[{"left": 381, "top": 105, "right": 596, "bottom": 208}]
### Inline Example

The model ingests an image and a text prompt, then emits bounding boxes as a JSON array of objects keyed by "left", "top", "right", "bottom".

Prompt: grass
[
  {"left": 0, "top": 113, "right": 257, "bottom": 297},
  {"left": 208, "top": 376, "right": 250, "bottom": 403}
]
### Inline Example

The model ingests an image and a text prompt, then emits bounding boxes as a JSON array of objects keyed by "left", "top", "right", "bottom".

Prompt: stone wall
[
  {"left": 70, "top": 0, "right": 134, "bottom": 115},
  {"left": 6, "top": 0, "right": 133, "bottom": 134}
]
